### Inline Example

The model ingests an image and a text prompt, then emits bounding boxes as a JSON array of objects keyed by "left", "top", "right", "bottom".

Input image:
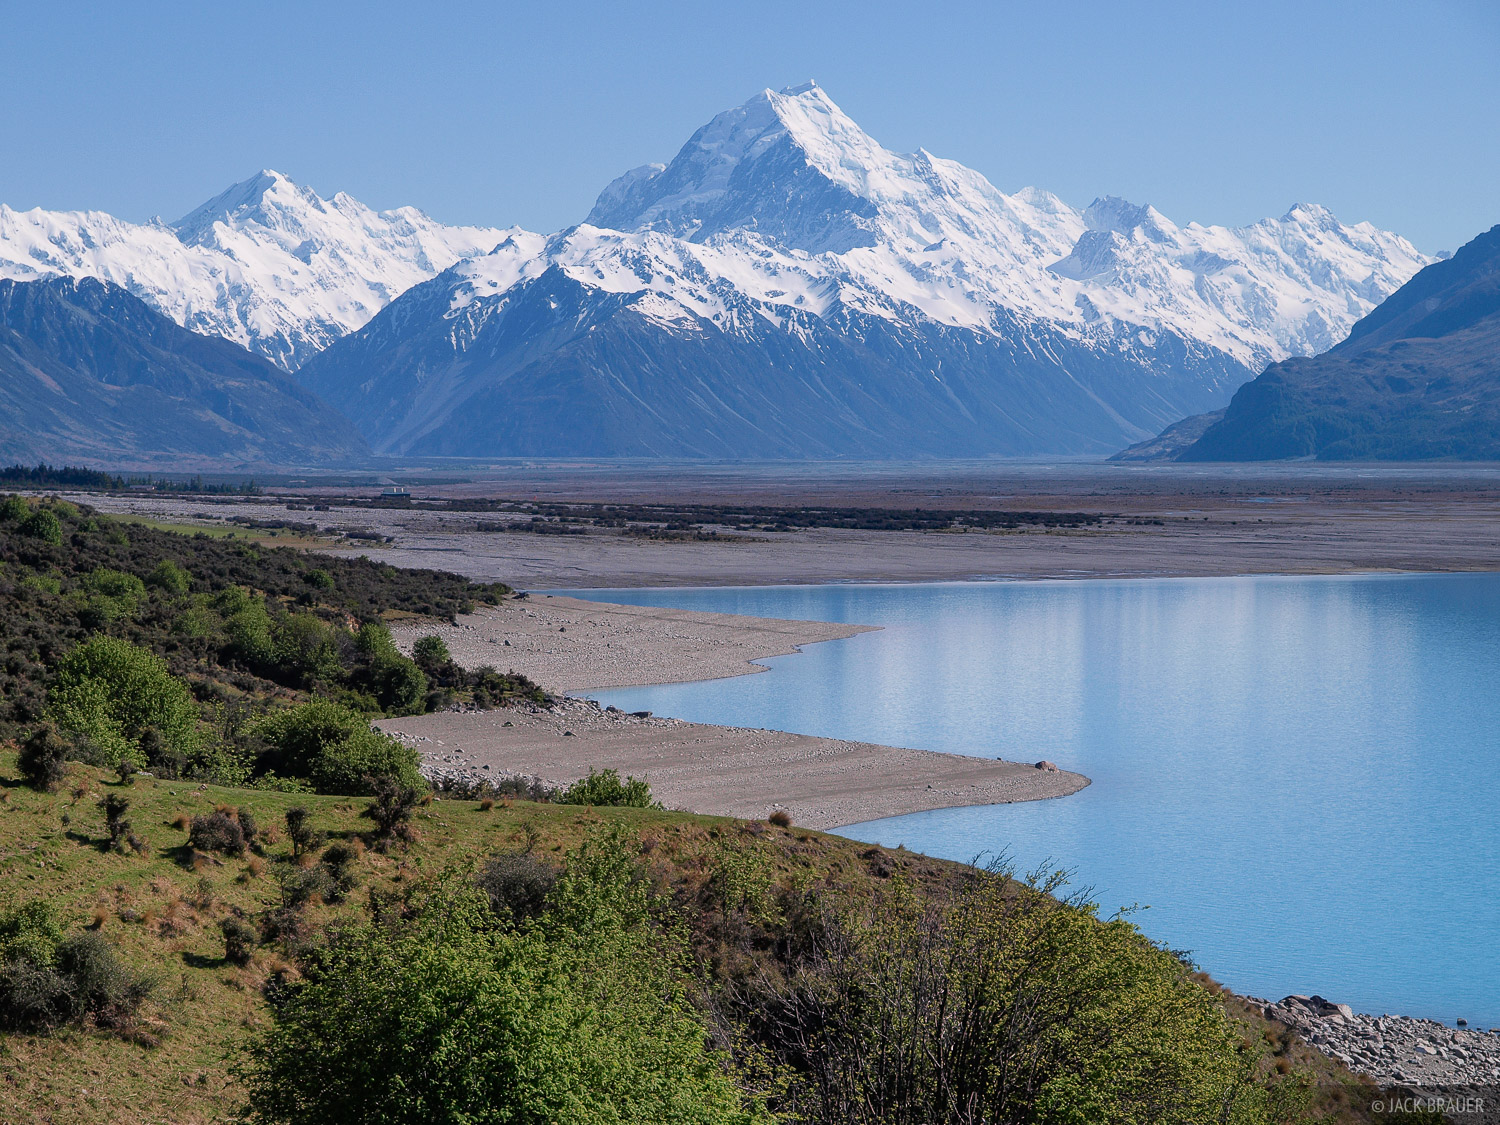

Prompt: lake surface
[{"left": 569, "top": 575, "right": 1500, "bottom": 1027}]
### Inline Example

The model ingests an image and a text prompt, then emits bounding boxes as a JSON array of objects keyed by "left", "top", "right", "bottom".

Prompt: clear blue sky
[{"left": 2, "top": 0, "right": 1494, "bottom": 253}]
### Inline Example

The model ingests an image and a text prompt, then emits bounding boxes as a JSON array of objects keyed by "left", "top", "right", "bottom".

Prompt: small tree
[
  {"left": 189, "top": 809, "right": 248, "bottom": 856},
  {"left": 17, "top": 724, "right": 68, "bottom": 791},
  {"left": 284, "top": 807, "right": 322, "bottom": 858},
  {"left": 476, "top": 852, "right": 557, "bottom": 924},
  {"left": 255, "top": 701, "right": 424, "bottom": 795},
  {"left": 362, "top": 775, "right": 422, "bottom": 848},
  {"left": 412, "top": 634, "right": 451, "bottom": 671},
  {"left": 318, "top": 843, "right": 361, "bottom": 903},
  {"left": 19, "top": 507, "right": 62, "bottom": 545},
  {"left": 99, "top": 794, "right": 140, "bottom": 854}
]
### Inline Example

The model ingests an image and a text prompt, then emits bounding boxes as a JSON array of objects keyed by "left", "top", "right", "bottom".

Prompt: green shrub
[
  {"left": 362, "top": 775, "right": 422, "bottom": 847},
  {"left": 46, "top": 636, "right": 201, "bottom": 769},
  {"left": 737, "top": 864, "right": 1266, "bottom": 1125},
  {"left": 146, "top": 559, "right": 191, "bottom": 594},
  {"left": 99, "top": 793, "right": 142, "bottom": 854},
  {"left": 221, "top": 589, "right": 276, "bottom": 667},
  {"left": 254, "top": 701, "right": 424, "bottom": 795},
  {"left": 241, "top": 832, "right": 768, "bottom": 1125},
  {"left": 559, "top": 768, "right": 658, "bottom": 809},
  {"left": 189, "top": 809, "right": 249, "bottom": 856},
  {"left": 0, "top": 494, "right": 29, "bottom": 522},
  {"left": 284, "top": 807, "right": 322, "bottom": 858},
  {"left": 84, "top": 566, "right": 146, "bottom": 606},
  {"left": 273, "top": 614, "right": 344, "bottom": 685},
  {"left": 19, "top": 507, "right": 62, "bottom": 545},
  {"left": 318, "top": 843, "right": 362, "bottom": 903},
  {"left": 411, "top": 634, "right": 451, "bottom": 670},
  {"left": 355, "top": 623, "right": 428, "bottom": 715}
]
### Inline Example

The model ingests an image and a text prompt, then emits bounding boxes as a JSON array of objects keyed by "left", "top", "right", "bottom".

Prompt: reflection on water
[{"left": 574, "top": 575, "right": 1500, "bottom": 1026}]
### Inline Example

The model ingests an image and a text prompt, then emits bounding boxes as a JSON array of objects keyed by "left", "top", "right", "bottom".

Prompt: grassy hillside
[{"left": 0, "top": 751, "right": 1405, "bottom": 1125}]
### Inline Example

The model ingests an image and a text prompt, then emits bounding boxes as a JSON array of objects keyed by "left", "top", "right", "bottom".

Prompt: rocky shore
[{"left": 1255, "top": 994, "right": 1500, "bottom": 1088}]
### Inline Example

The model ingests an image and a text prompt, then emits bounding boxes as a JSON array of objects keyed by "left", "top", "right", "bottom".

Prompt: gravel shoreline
[
  {"left": 1253, "top": 994, "right": 1500, "bottom": 1089},
  {"left": 383, "top": 696, "right": 1087, "bottom": 831}
]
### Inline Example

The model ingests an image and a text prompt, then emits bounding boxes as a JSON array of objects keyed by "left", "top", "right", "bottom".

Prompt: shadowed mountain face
[
  {"left": 1175, "top": 225, "right": 1500, "bottom": 461},
  {"left": 297, "top": 84, "right": 1425, "bottom": 459},
  {"left": 0, "top": 277, "right": 368, "bottom": 465}
]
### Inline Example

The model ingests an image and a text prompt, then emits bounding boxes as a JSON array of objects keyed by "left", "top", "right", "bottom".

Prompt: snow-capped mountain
[
  {"left": 0, "top": 171, "right": 512, "bottom": 370},
  {"left": 298, "top": 82, "right": 1430, "bottom": 457}
]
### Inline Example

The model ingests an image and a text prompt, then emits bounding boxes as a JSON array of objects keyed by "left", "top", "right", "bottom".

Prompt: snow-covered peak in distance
[
  {"left": 582, "top": 82, "right": 1429, "bottom": 367},
  {"left": 0, "top": 171, "right": 518, "bottom": 369}
]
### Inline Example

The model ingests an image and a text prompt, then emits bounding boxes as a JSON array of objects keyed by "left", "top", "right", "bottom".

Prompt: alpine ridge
[
  {"left": 298, "top": 83, "right": 1431, "bottom": 458},
  {"left": 1156, "top": 223, "right": 1500, "bottom": 461},
  {"left": 0, "top": 171, "right": 513, "bottom": 370}
]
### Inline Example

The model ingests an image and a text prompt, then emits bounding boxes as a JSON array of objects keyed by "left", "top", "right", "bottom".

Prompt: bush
[
  {"left": 222, "top": 917, "right": 257, "bottom": 966},
  {"left": 0, "top": 494, "right": 28, "bottom": 522},
  {"left": 0, "top": 903, "right": 151, "bottom": 1033},
  {"left": 355, "top": 623, "right": 428, "bottom": 715},
  {"left": 476, "top": 852, "right": 558, "bottom": 924},
  {"left": 55, "top": 930, "right": 154, "bottom": 1029},
  {"left": 189, "top": 809, "right": 249, "bottom": 856},
  {"left": 83, "top": 566, "right": 147, "bottom": 611},
  {"left": 46, "top": 636, "right": 200, "bottom": 769},
  {"left": 559, "top": 768, "right": 658, "bottom": 809},
  {"left": 19, "top": 507, "right": 62, "bottom": 545},
  {"left": 733, "top": 864, "right": 1266, "bottom": 1125},
  {"left": 318, "top": 843, "right": 362, "bottom": 903},
  {"left": 411, "top": 634, "right": 451, "bottom": 671},
  {"left": 146, "top": 559, "right": 191, "bottom": 594},
  {"left": 17, "top": 723, "right": 69, "bottom": 791},
  {"left": 275, "top": 863, "right": 334, "bottom": 911},
  {"left": 254, "top": 701, "right": 424, "bottom": 795},
  {"left": 241, "top": 832, "right": 768, "bottom": 1125},
  {"left": 272, "top": 613, "right": 344, "bottom": 686},
  {"left": 363, "top": 775, "right": 421, "bottom": 847}
]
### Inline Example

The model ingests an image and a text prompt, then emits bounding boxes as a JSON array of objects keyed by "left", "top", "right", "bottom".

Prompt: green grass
[
  {"left": 0, "top": 747, "right": 1385, "bottom": 1125},
  {"left": 0, "top": 750, "right": 934, "bottom": 1124}
]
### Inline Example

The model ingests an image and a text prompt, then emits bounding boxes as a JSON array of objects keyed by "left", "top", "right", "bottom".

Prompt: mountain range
[
  {"left": 1116, "top": 224, "right": 1500, "bottom": 461},
  {"left": 0, "top": 82, "right": 1437, "bottom": 461},
  {"left": 0, "top": 172, "right": 511, "bottom": 371}
]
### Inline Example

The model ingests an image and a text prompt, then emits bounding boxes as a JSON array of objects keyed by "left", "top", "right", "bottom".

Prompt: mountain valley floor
[{"left": 62, "top": 460, "right": 1500, "bottom": 588}]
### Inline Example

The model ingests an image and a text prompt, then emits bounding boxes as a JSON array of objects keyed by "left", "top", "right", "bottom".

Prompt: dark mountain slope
[
  {"left": 1131, "top": 225, "right": 1500, "bottom": 461},
  {"left": 0, "top": 277, "right": 367, "bottom": 465},
  {"left": 297, "top": 264, "right": 1244, "bottom": 458}
]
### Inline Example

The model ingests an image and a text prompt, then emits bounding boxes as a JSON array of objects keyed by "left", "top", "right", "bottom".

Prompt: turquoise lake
[{"left": 569, "top": 575, "right": 1500, "bottom": 1028}]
